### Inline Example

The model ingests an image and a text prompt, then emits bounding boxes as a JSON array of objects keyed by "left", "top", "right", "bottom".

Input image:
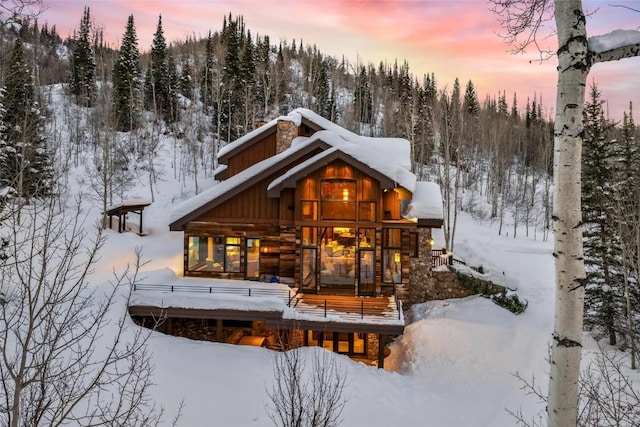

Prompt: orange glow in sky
[{"left": 41, "top": 0, "right": 640, "bottom": 120}]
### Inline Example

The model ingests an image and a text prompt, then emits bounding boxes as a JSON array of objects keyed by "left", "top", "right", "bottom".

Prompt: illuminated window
[
  {"left": 186, "top": 235, "right": 241, "bottom": 273},
  {"left": 382, "top": 229, "right": 402, "bottom": 284},
  {"left": 321, "top": 179, "right": 356, "bottom": 220},
  {"left": 301, "top": 200, "right": 318, "bottom": 220}
]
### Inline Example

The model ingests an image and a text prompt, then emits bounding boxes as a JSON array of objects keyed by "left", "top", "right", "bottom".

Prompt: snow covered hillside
[{"left": 5, "top": 84, "right": 637, "bottom": 426}]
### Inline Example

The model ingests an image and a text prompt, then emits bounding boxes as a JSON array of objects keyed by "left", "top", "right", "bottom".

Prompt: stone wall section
[
  {"left": 276, "top": 119, "right": 299, "bottom": 154},
  {"left": 407, "top": 226, "right": 479, "bottom": 307}
]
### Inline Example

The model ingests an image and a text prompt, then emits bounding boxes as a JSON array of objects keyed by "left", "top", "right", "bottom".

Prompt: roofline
[
  {"left": 217, "top": 124, "right": 278, "bottom": 165},
  {"left": 216, "top": 114, "right": 326, "bottom": 165},
  {"left": 169, "top": 139, "right": 332, "bottom": 231},
  {"left": 267, "top": 149, "right": 401, "bottom": 198}
]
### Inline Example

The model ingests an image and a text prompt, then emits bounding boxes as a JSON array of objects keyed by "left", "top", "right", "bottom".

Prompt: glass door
[
  {"left": 358, "top": 249, "right": 375, "bottom": 296},
  {"left": 301, "top": 248, "right": 318, "bottom": 293},
  {"left": 357, "top": 228, "right": 375, "bottom": 296},
  {"left": 319, "top": 227, "right": 356, "bottom": 295},
  {"left": 245, "top": 238, "right": 260, "bottom": 279}
]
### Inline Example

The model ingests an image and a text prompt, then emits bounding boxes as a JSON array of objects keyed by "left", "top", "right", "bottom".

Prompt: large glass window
[
  {"left": 301, "top": 200, "right": 318, "bottom": 220},
  {"left": 321, "top": 179, "right": 356, "bottom": 220},
  {"left": 225, "top": 237, "right": 241, "bottom": 272},
  {"left": 320, "top": 227, "right": 356, "bottom": 294},
  {"left": 246, "top": 238, "right": 260, "bottom": 279},
  {"left": 308, "top": 331, "right": 366, "bottom": 355},
  {"left": 187, "top": 235, "right": 241, "bottom": 273},
  {"left": 358, "top": 228, "right": 375, "bottom": 295},
  {"left": 382, "top": 229, "right": 402, "bottom": 284}
]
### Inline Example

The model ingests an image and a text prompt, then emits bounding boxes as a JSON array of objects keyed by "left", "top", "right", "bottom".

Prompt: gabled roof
[
  {"left": 169, "top": 138, "right": 331, "bottom": 230},
  {"left": 217, "top": 108, "right": 331, "bottom": 164},
  {"left": 267, "top": 148, "right": 398, "bottom": 197},
  {"left": 170, "top": 109, "right": 443, "bottom": 230},
  {"left": 267, "top": 129, "right": 416, "bottom": 196}
]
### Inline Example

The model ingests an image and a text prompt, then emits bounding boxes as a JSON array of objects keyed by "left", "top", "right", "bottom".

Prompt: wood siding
[
  {"left": 194, "top": 179, "right": 280, "bottom": 222},
  {"left": 226, "top": 132, "right": 277, "bottom": 178},
  {"left": 296, "top": 159, "right": 381, "bottom": 222}
]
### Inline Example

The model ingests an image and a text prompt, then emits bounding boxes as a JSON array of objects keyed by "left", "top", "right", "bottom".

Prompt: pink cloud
[{"left": 40, "top": 0, "right": 639, "bottom": 119}]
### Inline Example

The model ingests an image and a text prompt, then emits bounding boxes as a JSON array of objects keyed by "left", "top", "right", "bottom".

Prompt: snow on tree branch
[{"left": 589, "top": 29, "right": 640, "bottom": 64}]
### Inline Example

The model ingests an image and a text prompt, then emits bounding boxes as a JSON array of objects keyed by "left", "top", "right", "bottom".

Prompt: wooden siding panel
[
  {"left": 226, "top": 133, "right": 277, "bottom": 177},
  {"left": 194, "top": 181, "right": 280, "bottom": 222}
]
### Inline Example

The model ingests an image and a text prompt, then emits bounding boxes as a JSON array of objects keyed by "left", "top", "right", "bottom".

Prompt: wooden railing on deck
[
  {"left": 133, "top": 283, "right": 296, "bottom": 306},
  {"left": 431, "top": 249, "right": 483, "bottom": 273}
]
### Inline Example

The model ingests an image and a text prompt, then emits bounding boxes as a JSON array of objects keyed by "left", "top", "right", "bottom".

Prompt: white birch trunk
[
  {"left": 548, "top": 1, "right": 640, "bottom": 424},
  {"left": 547, "top": 2, "right": 589, "bottom": 425}
]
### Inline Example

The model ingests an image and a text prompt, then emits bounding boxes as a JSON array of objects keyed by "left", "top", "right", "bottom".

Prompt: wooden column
[
  {"left": 378, "top": 334, "right": 385, "bottom": 369},
  {"left": 216, "top": 319, "right": 223, "bottom": 342}
]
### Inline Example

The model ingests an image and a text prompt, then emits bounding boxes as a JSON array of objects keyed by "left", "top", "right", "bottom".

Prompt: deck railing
[
  {"left": 292, "top": 297, "right": 402, "bottom": 321},
  {"left": 133, "top": 283, "right": 295, "bottom": 306},
  {"left": 431, "top": 249, "right": 483, "bottom": 273},
  {"left": 133, "top": 284, "right": 402, "bottom": 322}
]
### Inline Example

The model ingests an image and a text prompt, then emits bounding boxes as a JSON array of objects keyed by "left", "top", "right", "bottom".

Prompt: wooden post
[
  {"left": 216, "top": 319, "right": 223, "bottom": 342},
  {"left": 139, "top": 209, "right": 143, "bottom": 234},
  {"left": 378, "top": 334, "right": 385, "bottom": 369}
]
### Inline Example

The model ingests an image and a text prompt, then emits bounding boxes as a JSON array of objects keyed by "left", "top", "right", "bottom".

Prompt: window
[
  {"left": 225, "top": 237, "right": 241, "bottom": 272},
  {"left": 301, "top": 200, "right": 318, "bottom": 220},
  {"left": 186, "top": 235, "right": 241, "bottom": 273},
  {"left": 321, "top": 179, "right": 356, "bottom": 220},
  {"left": 301, "top": 227, "right": 317, "bottom": 246},
  {"left": 246, "top": 238, "right": 260, "bottom": 279},
  {"left": 382, "top": 229, "right": 402, "bottom": 284}
]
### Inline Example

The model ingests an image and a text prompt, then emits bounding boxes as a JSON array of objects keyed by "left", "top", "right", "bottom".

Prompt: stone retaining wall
[{"left": 408, "top": 270, "right": 477, "bottom": 307}]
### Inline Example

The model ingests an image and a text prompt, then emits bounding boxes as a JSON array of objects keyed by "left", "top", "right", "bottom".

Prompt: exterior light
[
  {"left": 429, "top": 238, "right": 435, "bottom": 247},
  {"left": 342, "top": 188, "right": 349, "bottom": 201}
]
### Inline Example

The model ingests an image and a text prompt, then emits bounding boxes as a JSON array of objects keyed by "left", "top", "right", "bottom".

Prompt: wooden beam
[{"left": 378, "top": 334, "right": 385, "bottom": 369}]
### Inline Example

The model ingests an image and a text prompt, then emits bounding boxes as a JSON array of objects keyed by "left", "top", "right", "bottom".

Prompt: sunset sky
[{"left": 40, "top": 0, "right": 640, "bottom": 120}]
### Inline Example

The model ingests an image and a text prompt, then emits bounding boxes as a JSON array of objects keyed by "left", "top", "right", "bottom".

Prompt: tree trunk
[{"left": 547, "top": 1, "right": 589, "bottom": 425}]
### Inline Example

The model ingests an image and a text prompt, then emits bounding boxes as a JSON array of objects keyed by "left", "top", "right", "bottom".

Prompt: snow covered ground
[
  {"left": 96, "top": 201, "right": 556, "bottom": 426},
  {"left": 84, "top": 156, "right": 558, "bottom": 425},
  {"left": 32, "top": 85, "right": 636, "bottom": 426}
]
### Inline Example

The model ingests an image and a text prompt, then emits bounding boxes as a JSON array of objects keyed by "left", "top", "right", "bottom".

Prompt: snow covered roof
[
  {"left": 216, "top": 108, "right": 347, "bottom": 162},
  {"left": 407, "top": 182, "right": 444, "bottom": 223},
  {"left": 268, "top": 130, "right": 416, "bottom": 195},
  {"left": 170, "top": 108, "right": 440, "bottom": 229},
  {"left": 169, "top": 138, "right": 326, "bottom": 228}
]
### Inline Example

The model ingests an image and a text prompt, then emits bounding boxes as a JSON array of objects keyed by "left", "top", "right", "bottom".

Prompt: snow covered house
[{"left": 160, "top": 108, "right": 443, "bottom": 365}]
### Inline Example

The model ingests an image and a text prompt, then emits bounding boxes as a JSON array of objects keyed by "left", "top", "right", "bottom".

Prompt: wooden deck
[{"left": 294, "top": 294, "right": 400, "bottom": 319}]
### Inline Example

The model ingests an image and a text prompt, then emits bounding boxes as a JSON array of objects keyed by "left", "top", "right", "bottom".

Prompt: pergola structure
[{"left": 106, "top": 200, "right": 152, "bottom": 234}]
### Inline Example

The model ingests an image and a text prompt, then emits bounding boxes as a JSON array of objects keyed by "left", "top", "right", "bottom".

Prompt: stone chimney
[
  {"left": 276, "top": 118, "right": 299, "bottom": 154},
  {"left": 254, "top": 117, "right": 266, "bottom": 129}
]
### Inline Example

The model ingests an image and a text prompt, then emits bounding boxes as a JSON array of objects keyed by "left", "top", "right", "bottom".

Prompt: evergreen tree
[
  {"left": 354, "top": 65, "right": 372, "bottom": 124},
  {"left": 221, "top": 15, "right": 243, "bottom": 140},
  {"left": 0, "top": 38, "right": 53, "bottom": 200},
  {"left": 582, "top": 83, "right": 624, "bottom": 345},
  {"left": 200, "top": 32, "right": 216, "bottom": 110},
  {"left": 166, "top": 53, "right": 179, "bottom": 122},
  {"left": 463, "top": 80, "right": 480, "bottom": 116},
  {"left": 314, "top": 58, "right": 333, "bottom": 120},
  {"left": 69, "top": 6, "right": 96, "bottom": 107},
  {"left": 179, "top": 60, "right": 193, "bottom": 100},
  {"left": 112, "top": 14, "right": 141, "bottom": 132},
  {"left": 145, "top": 15, "right": 176, "bottom": 122}
]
